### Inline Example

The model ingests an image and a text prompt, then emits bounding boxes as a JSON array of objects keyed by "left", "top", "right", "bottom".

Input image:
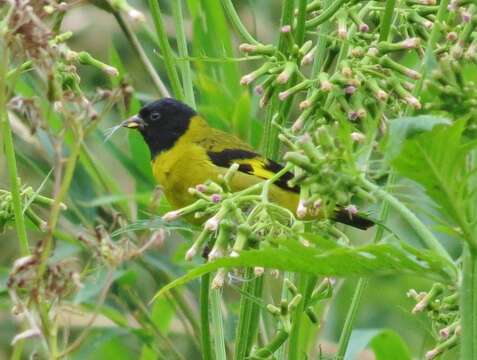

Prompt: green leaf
[
  {"left": 392, "top": 120, "right": 476, "bottom": 231},
  {"left": 152, "top": 236, "right": 456, "bottom": 302},
  {"left": 345, "top": 329, "right": 411, "bottom": 360},
  {"left": 128, "top": 128, "right": 154, "bottom": 185},
  {"left": 385, "top": 115, "right": 450, "bottom": 162},
  {"left": 151, "top": 296, "right": 175, "bottom": 334},
  {"left": 77, "top": 193, "right": 151, "bottom": 208},
  {"left": 369, "top": 329, "right": 412, "bottom": 360},
  {"left": 231, "top": 91, "right": 252, "bottom": 141}
]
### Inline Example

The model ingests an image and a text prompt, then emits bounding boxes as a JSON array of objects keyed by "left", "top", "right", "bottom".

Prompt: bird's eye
[{"left": 150, "top": 112, "right": 161, "bottom": 121}]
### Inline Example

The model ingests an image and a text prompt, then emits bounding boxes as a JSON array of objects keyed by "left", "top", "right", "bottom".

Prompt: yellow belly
[{"left": 151, "top": 143, "right": 299, "bottom": 214}]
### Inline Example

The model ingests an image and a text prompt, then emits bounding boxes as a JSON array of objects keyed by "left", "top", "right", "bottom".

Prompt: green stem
[
  {"left": 379, "top": 0, "right": 397, "bottom": 42},
  {"left": 263, "top": 0, "right": 296, "bottom": 160},
  {"left": 37, "top": 133, "right": 83, "bottom": 280},
  {"left": 360, "top": 176, "right": 452, "bottom": 263},
  {"left": 140, "top": 259, "right": 201, "bottom": 340},
  {"left": 277, "top": 0, "right": 296, "bottom": 54},
  {"left": 305, "top": 0, "right": 349, "bottom": 28},
  {"left": 113, "top": 11, "right": 170, "bottom": 98},
  {"left": 148, "top": 0, "right": 184, "bottom": 100},
  {"left": 0, "top": 46, "right": 29, "bottom": 256},
  {"left": 277, "top": 272, "right": 295, "bottom": 360},
  {"left": 310, "top": 0, "right": 333, "bottom": 78},
  {"left": 171, "top": 0, "right": 195, "bottom": 107},
  {"left": 220, "top": 0, "right": 260, "bottom": 44},
  {"left": 200, "top": 274, "right": 213, "bottom": 360},
  {"left": 294, "top": 0, "right": 308, "bottom": 46},
  {"left": 335, "top": 169, "right": 395, "bottom": 358},
  {"left": 413, "top": 0, "right": 450, "bottom": 96},
  {"left": 460, "top": 244, "right": 477, "bottom": 360},
  {"left": 210, "top": 287, "right": 227, "bottom": 360},
  {"left": 245, "top": 275, "right": 264, "bottom": 353},
  {"left": 252, "top": 330, "right": 289, "bottom": 359},
  {"left": 234, "top": 268, "right": 257, "bottom": 360},
  {"left": 335, "top": 278, "right": 367, "bottom": 360},
  {"left": 287, "top": 274, "right": 309, "bottom": 360}
]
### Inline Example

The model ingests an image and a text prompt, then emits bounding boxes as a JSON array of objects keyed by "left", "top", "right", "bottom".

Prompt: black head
[{"left": 122, "top": 98, "right": 197, "bottom": 157}]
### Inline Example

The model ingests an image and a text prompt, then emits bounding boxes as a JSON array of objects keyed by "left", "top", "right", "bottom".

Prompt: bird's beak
[{"left": 121, "top": 115, "right": 145, "bottom": 130}]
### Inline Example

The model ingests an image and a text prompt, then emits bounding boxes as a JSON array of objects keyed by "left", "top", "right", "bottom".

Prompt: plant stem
[
  {"left": 335, "top": 169, "right": 395, "bottom": 357},
  {"left": 263, "top": 0, "right": 296, "bottom": 160},
  {"left": 0, "top": 46, "right": 29, "bottom": 256},
  {"left": 141, "top": 258, "right": 201, "bottom": 339},
  {"left": 171, "top": 0, "right": 195, "bottom": 107},
  {"left": 234, "top": 268, "right": 254, "bottom": 359},
  {"left": 360, "top": 176, "right": 452, "bottom": 263},
  {"left": 287, "top": 274, "right": 309, "bottom": 360},
  {"left": 200, "top": 274, "right": 213, "bottom": 360},
  {"left": 310, "top": 0, "right": 333, "bottom": 78},
  {"left": 335, "top": 277, "right": 367, "bottom": 360},
  {"left": 210, "top": 287, "right": 227, "bottom": 360},
  {"left": 413, "top": 0, "right": 450, "bottom": 96},
  {"left": 379, "top": 0, "right": 397, "bottom": 42},
  {"left": 58, "top": 269, "right": 115, "bottom": 358},
  {"left": 113, "top": 11, "right": 170, "bottom": 98},
  {"left": 294, "top": 0, "right": 308, "bottom": 46},
  {"left": 305, "top": 0, "right": 349, "bottom": 28},
  {"left": 220, "top": 0, "right": 260, "bottom": 44},
  {"left": 148, "top": 0, "right": 184, "bottom": 100},
  {"left": 460, "top": 244, "right": 477, "bottom": 360}
]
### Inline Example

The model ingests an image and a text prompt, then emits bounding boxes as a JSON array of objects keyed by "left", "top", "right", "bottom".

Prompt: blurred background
[{"left": 0, "top": 0, "right": 467, "bottom": 359}]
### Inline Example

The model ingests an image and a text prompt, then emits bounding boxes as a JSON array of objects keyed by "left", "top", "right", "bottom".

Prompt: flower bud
[
  {"left": 211, "top": 270, "right": 226, "bottom": 289},
  {"left": 359, "top": 23, "right": 369, "bottom": 32},
  {"left": 281, "top": 25, "right": 292, "bottom": 33},
  {"left": 195, "top": 184, "right": 207, "bottom": 193},
  {"left": 351, "top": 132, "right": 365, "bottom": 142},
  {"left": 239, "top": 43, "right": 276, "bottom": 55},
  {"left": 296, "top": 200, "right": 308, "bottom": 219},
  {"left": 211, "top": 194, "right": 222, "bottom": 203},
  {"left": 254, "top": 267, "right": 265, "bottom": 276},
  {"left": 205, "top": 216, "right": 220, "bottom": 231},
  {"left": 301, "top": 46, "right": 316, "bottom": 66},
  {"left": 344, "top": 85, "right": 356, "bottom": 95},
  {"left": 344, "top": 204, "right": 358, "bottom": 216},
  {"left": 162, "top": 210, "right": 181, "bottom": 222},
  {"left": 185, "top": 246, "right": 197, "bottom": 261},
  {"left": 240, "top": 63, "right": 273, "bottom": 86},
  {"left": 277, "top": 62, "right": 297, "bottom": 84},
  {"left": 446, "top": 32, "right": 458, "bottom": 41}
]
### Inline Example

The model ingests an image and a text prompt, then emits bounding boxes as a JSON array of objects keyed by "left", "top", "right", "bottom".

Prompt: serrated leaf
[
  {"left": 392, "top": 120, "right": 476, "bottom": 230},
  {"left": 385, "top": 115, "right": 450, "bottom": 162},
  {"left": 152, "top": 236, "right": 457, "bottom": 302}
]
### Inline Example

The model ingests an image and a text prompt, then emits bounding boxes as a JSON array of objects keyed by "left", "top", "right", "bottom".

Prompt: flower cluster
[
  {"left": 0, "top": 187, "right": 63, "bottom": 233},
  {"left": 408, "top": 283, "right": 460, "bottom": 359},
  {"left": 237, "top": 0, "right": 476, "bottom": 213},
  {"left": 162, "top": 164, "right": 305, "bottom": 285}
]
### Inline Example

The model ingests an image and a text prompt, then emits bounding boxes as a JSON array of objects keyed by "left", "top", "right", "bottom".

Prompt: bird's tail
[{"left": 333, "top": 209, "right": 375, "bottom": 230}]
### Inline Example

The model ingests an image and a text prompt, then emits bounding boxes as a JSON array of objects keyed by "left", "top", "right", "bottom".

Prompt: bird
[{"left": 121, "top": 97, "right": 373, "bottom": 230}]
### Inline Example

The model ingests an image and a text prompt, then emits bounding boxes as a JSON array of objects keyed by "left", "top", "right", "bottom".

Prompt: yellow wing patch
[{"left": 235, "top": 158, "right": 276, "bottom": 180}]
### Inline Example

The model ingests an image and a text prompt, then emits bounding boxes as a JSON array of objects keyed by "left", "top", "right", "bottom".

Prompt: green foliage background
[{"left": 0, "top": 0, "right": 476, "bottom": 359}]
